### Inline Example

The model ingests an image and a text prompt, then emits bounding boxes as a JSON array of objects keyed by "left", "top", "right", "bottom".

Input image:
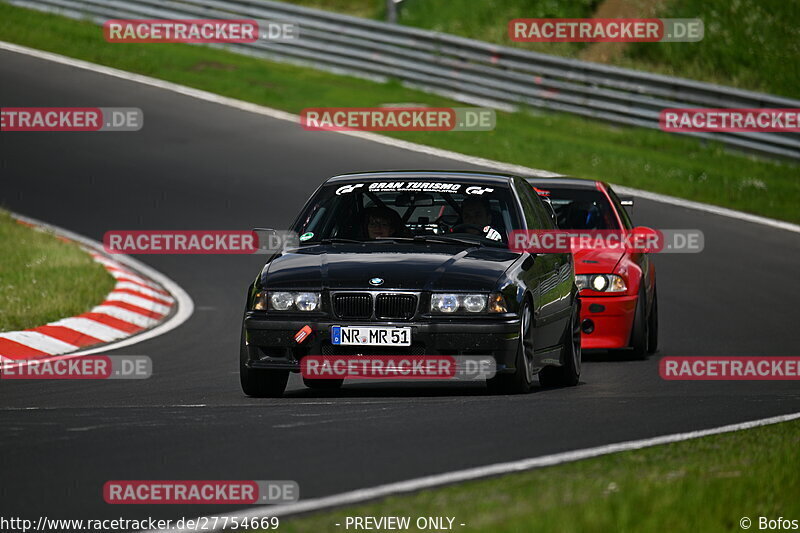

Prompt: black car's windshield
[
  {"left": 534, "top": 187, "right": 620, "bottom": 230},
  {"left": 293, "top": 180, "right": 523, "bottom": 247}
]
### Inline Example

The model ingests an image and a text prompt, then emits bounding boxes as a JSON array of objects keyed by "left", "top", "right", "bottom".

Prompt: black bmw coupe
[{"left": 240, "top": 171, "right": 580, "bottom": 396}]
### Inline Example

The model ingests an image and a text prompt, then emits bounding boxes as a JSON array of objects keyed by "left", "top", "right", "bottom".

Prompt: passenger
[{"left": 363, "top": 207, "right": 408, "bottom": 239}]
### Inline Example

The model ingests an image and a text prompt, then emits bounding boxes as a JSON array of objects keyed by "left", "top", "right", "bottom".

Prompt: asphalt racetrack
[{"left": 1, "top": 48, "right": 799, "bottom": 523}]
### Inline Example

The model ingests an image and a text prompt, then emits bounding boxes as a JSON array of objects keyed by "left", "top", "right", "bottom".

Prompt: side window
[{"left": 514, "top": 178, "right": 555, "bottom": 229}]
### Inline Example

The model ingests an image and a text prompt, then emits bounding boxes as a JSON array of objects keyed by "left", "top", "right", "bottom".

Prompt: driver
[{"left": 458, "top": 197, "right": 502, "bottom": 241}]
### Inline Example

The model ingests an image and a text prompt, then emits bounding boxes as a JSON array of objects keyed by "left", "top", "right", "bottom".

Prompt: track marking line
[
  {"left": 0, "top": 405, "right": 211, "bottom": 411},
  {"left": 0, "top": 40, "right": 797, "bottom": 235},
  {"left": 143, "top": 411, "right": 800, "bottom": 532}
]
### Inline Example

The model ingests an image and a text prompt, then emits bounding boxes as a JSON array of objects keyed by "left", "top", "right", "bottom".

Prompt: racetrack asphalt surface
[{"left": 1, "top": 49, "right": 799, "bottom": 524}]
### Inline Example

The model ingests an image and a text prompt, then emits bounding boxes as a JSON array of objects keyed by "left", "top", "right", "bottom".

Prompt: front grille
[
  {"left": 375, "top": 294, "right": 417, "bottom": 320},
  {"left": 332, "top": 293, "right": 372, "bottom": 319}
]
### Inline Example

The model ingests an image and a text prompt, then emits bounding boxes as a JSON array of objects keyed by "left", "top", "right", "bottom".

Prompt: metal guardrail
[{"left": 6, "top": 0, "right": 800, "bottom": 160}]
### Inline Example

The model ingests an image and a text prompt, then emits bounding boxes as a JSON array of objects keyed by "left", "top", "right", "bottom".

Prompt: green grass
[
  {"left": 267, "top": 419, "right": 800, "bottom": 533},
  {"left": 623, "top": 0, "right": 800, "bottom": 99},
  {"left": 0, "top": 210, "right": 116, "bottom": 332},
  {"left": 284, "top": 0, "right": 800, "bottom": 99},
  {"left": 287, "top": 0, "right": 600, "bottom": 58},
  {"left": 1, "top": 3, "right": 798, "bottom": 222}
]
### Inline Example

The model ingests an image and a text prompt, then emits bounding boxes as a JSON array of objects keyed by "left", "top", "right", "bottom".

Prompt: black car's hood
[{"left": 261, "top": 243, "right": 521, "bottom": 291}]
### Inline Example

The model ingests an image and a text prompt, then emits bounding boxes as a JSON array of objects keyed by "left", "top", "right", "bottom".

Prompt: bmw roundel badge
[{"left": 369, "top": 277, "right": 384, "bottom": 286}]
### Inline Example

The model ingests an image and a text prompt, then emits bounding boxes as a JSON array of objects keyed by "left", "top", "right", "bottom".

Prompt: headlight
[
  {"left": 462, "top": 294, "right": 487, "bottom": 313},
  {"left": 591, "top": 275, "right": 608, "bottom": 291},
  {"left": 294, "top": 292, "right": 320, "bottom": 311},
  {"left": 270, "top": 291, "right": 295, "bottom": 310},
  {"left": 430, "top": 293, "right": 506, "bottom": 313},
  {"left": 250, "top": 291, "right": 322, "bottom": 311},
  {"left": 431, "top": 293, "right": 460, "bottom": 313},
  {"left": 575, "top": 274, "right": 627, "bottom": 293}
]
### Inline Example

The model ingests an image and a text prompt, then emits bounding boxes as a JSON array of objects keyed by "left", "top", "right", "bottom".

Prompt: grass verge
[
  {"left": 266, "top": 419, "right": 800, "bottom": 533},
  {"left": 0, "top": 4, "right": 798, "bottom": 223},
  {"left": 0, "top": 210, "right": 115, "bottom": 332},
  {"left": 286, "top": 0, "right": 800, "bottom": 100}
]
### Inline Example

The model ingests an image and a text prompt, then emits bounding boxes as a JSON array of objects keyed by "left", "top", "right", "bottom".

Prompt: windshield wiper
[
  {"left": 308, "top": 237, "right": 365, "bottom": 244},
  {"left": 381, "top": 236, "right": 485, "bottom": 247}
]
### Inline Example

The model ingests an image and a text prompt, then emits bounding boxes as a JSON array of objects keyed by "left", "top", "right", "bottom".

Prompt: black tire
[
  {"left": 239, "top": 327, "right": 289, "bottom": 398},
  {"left": 629, "top": 283, "right": 649, "bottom": 360},
  {"left": 539, "top": 299, "right": 581, "bottom": 387},
  {"left": 646, "top": 286, "right": 659, "bottom": 354},
  {"left": 303, "top": 377, "right": 344, "bottom": 390},
  {"left": 487, "top": 299, "right": 535, "bottom": 394}
]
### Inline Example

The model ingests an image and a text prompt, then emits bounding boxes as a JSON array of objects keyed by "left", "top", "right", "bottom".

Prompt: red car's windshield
[{"left": 539, "top": 188, "right": 620, "bottom": 230}]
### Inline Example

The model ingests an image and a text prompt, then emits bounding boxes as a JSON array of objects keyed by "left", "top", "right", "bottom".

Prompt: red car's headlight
[{"left": 575, "top": 274, "right": 627, "bottom": 293}]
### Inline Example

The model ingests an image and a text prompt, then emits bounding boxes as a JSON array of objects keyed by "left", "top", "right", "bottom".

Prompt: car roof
[
  {"left": 525, "top": 176, "right": 607, "bottom": 190},
  {"left": 325, "top": 170, "right": 517, "bottom": 185}
]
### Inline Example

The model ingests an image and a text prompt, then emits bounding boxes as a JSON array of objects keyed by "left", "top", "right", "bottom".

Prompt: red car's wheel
[
  {"left": 629, "top": 283, "right": 649, "bottom": 359},
  {"left": 646, "top": 286, "right": 659, "bottom": 354}
]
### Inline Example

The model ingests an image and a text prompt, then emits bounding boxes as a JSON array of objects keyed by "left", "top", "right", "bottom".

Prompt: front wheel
[
  {"left": 538, "top": 299, "right": 581, "bottom": 387},
  {"left": 240, "top": 327, "right": 289, "bottom": 397},
  {"left": 646, "top": 286, "right": 659, "bottom": 354},
  {"left": 487, "top": 299, "right": 535, "bottom": 394},
  {"left": 629, "top": 283, "right": 649, "bottom": 360},
  {"left": 240, "top": 365, "right": 289, "bottom": 398}
]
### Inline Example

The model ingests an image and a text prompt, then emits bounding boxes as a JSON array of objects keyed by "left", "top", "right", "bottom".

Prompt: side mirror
[
  {"left": 619, "top": 196, "right": 634, "bottom": 216},
  {"left": 630, "top": 226, "right": 660, "bottom": 254},
  {"left": 521, "top": 254, "right": 535, "bottom": 271}
]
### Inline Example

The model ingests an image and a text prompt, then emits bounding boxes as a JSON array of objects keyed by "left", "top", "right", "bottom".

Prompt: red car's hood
[{"left": 573, "top": 247, "right": 625, "bottom": 274}]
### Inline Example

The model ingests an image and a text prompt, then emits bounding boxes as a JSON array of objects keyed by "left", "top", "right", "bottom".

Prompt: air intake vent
[
  {"left": 375, "top": 294, "right": 417, "bottom": 320},
  {"left": 332, "top": 293, "right": 373, "bottom": 319}
]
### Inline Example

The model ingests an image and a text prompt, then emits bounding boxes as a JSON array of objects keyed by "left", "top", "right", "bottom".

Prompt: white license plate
[{"left": 331, "top": 326, "right": 411, "bottom": 346}]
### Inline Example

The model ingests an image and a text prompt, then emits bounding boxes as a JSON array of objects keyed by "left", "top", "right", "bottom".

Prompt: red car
[{"left": 526, "top": 177, "right": 658, "bottom": 358}]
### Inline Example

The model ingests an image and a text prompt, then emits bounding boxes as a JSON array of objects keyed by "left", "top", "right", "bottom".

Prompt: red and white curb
[{"left": 0, "top": 214, "right": 193, "bottom": 368}]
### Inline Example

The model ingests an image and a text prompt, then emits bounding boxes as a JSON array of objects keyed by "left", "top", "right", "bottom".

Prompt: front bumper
[
  {"left": 242, "top": 313, "right": 521, "bottom": 373},
  {"left": 579, "top": 294, "right": 637, "bottom": 349}
]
